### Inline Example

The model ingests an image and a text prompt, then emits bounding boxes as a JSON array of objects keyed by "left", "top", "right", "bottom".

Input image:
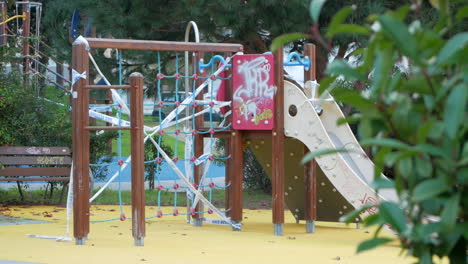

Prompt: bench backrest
[{"left": 0, "top": 146, "right": 71, "bottom": 181}]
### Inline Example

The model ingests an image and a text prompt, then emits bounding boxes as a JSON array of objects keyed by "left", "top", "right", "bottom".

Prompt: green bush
[{"left": 273, "top": 0, "right": 467, "bottom": 263}]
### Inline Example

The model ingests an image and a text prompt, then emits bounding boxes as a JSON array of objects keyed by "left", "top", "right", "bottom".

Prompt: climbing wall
[{"left": 246, "top": 138, "right": 359, "bottom": 222}]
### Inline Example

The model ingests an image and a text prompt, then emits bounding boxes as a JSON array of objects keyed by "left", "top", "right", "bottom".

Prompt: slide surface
[{"left": 283, "top": 80, "right": 397, "bottom": 220}]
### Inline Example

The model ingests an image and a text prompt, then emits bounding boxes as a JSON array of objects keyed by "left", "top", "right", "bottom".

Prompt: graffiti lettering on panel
[{"left": 232, "top": 54, "right": 275, "bottom": 130}]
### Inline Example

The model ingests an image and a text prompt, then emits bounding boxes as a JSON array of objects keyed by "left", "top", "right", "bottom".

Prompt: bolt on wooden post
[{"left": 129, "top": 72, "right": 146, "bottom": 246}]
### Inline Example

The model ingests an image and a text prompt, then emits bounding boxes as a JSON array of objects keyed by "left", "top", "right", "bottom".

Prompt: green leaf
[
  {"left": 413, "top": 178, "right": 449, "bottom": 202},
  {"left": 301, "top": 148, "right": 347, "bottom": 164},
  {"left": 309, "top": 0, "right": 327, "bottom": 23},
  {"left": 371, "top": 178, "right": 395, "bottom": 189},
  {"left": 360, "top": 138, "right": 410, "bottom": 150},
  {"left": 379, "top": 202, "right": 408, "bottom": 233},
  {"left": 411, "top": 145, "right": 450, "bottom": 159},
  {"left": 443, "top": 83, "right": 467, "bottom": 139},
  {"left": 437, "top": 32, "right": 468, "bottom": 65},
  {"left": 340, "top": 205, "right": 373, "bottom": 223},
  {"left": 356, "top": 237, "right": 393, "bottom": 253},
  {"left": 327, "top": 24, "right": 370, "bottom": 38},
  {"left": 441, "top": 194, "right": 460, "bottom": 232},
  {"left": 326, "top": 7, "right": 353, "bottom": 38},
  {"left": 378, "top": 15, "right": 419, "bottom": 62},
  {"left": 326, "top": 60, "right": 367, "bottom": 81},
  {"left": 270, "top": 33, "right": 308, "bottom": 52},
  {"left": 456, "top": 5, "right": 468, "bottom": 19}
]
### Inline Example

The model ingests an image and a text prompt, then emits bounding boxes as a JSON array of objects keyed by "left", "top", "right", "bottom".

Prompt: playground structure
[{"left": 0, "top": 2, "right": 398, "bottom": 247}]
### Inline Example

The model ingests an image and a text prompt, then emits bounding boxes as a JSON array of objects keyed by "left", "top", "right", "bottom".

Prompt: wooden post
[
  {"left": 192, "top": 51, "right": 204, "bottom": 226},
  {"left": 129, "top": 72, "right": 145, "bottom": 246},
  {"left": 304, "top": 44, "right": 317, "bottom": 233},
  {"left": 0, "top": 2, "right": 6, "bottom": 46},
  {"left": 272, "top": 47, "right": 285, "bottom": 236},
  {"left": 72, "top": 41, "right": 90, "bottom": 245},
  {"left": 22, "top": 0, "right": 30, "bottom": 89}
]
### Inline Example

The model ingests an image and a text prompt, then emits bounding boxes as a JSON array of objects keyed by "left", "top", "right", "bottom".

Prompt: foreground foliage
[{"left": 274, "top": 0, "right": 467, "bottom": 263}]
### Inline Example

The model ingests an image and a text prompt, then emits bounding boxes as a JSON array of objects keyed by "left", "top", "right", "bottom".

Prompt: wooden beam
[
  {"left": 0, "top": 177, "right": 69, "bottom": 182},
  {"left": 0, "top": 147, "right": 70, "bottom": 155},
  {"left": 85, "top": 85, "right": 131, "bottom": 90},
  {"left": 0, "top": 168, "right": 71, "bottom": 177},
  {"left": 129, "top": 72, "right": 146, "bottom": 246},
  {"left": 304, "top": 44, "right": 317, "bottom": 233},
  {"left": 86, "top": 38, "right": 243, "bottom": 53},
  {"left": 0, "top": 156, "right": 72, "bottom": 165},
  {"left": 272, "top": 47, "right": 285, "bottom": 235},
  {"left": 72, "top": 41, "right": 90, "bottom": 245}
]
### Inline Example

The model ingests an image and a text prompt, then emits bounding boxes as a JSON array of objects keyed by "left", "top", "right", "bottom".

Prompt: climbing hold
[
  {"left": 333, "top": 188, "right": 337, "bottom": 192},
  {"left": 288, "top": 186, "right": 293, "bottom": 191},
  {"left": 321, "top": 182, "right": 325, "bottom": 186},
  {"left": 190, "top": 208, "right": 196, "bottom": 216},
  {"left": 295, "top": 208, "right": 300, "bottom": 212},
  {"left": 155, "top": 157, "right": 163, "bottom": 164},
  {"left": 285, "top": 192, "right": 289, "bottom": 196},
  {"left": 266, "top": 163, "right": 271, "bottom": 167},
  {"left": 254, "top": 145, "right": 259, "bottom": 149},
  {"left": 156, "top": 73, "right": 165, "bottom": 79},
  {"left": 319, "top": 199, "right": 323, "bottom": 203},
  {"left": 120, "top": 213, "right": 126, "bottom": 221},
  {"left": 289, "top": 152, "right": 294, "bottom": 156},
  {"left": 236, "top": 120, "right": 241, "bottom": 124},
  {"left": 294, "top": 176, "right": 299, "bottom": 180},
  {"left": 117, "top": 160, "right": 124, "bottom": 166}
]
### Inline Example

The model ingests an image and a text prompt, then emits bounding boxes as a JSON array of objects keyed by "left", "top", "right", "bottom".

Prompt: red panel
[{"left": 232, "top": 54, "right": 275, "bottom": 130}]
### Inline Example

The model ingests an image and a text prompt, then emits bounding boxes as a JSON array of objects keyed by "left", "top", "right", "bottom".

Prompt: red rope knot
[
  {"left": 190, "top": 208, "right": 196, "bottom": 216},
  {"left": 210, "top": 74, "right": 216, "bottom": 80},
  {"left": 156, "top": 73, "right": 165, "bottom": 79},
  {"left": 155, "top": 157, "right": 163, "bottom": 164},
  {"left": 191, "top": 102, "right": 198, "bottom": 108},
  {"left": 192, "top": 74, "right": 199, "bottom": 80},
  {"left": 209, "top": 101, "right": 215, "bottom": 108},
  {"left": 158, "top": 130, "right": 166, "bottom": 135},
  {"left": 117, "top": 160, "right": 124, "bottom": 166},
  {"left": 191, "top": 129, "right": 198, "bottom": 135},
  {"left": 172, "top": 156, "right": 179, "bottom": 162},
  {"left": 173, "top": 183, "right": 179, "bottom": 190},
  {"left": 209, "top": 128, "right": 215, "bottom": 134},
  {"left": 157, "top": 101, "right": 164, "bottom": 108},
  {"left": 157, "top": 185, "right": 165, "bottom": 191},
  {"left": 209, "top": 155, "right": 215, "bottom": 161},
  {"left": 157, "top": 210, "right": 163, "bottom": 218},
  {"left": 173, "top": 209, "right": 179, "bottom": 216},
  {"left": 119, "top": 213, "right": 126, "bottom": 221},
  {"left": 208, "top": 182, "right": 215, "bottom": 188},
  {"left": 192, "top": 183, "right": 198, "bottom": 189},
  {"left": 174, "top": 101, "right": 181, "bottom": 107},
  {"left": 174, "top": 129, "right": 181, "bottom": 135},
  {"left": 174, "top": 73, "right": 181, "bottom": 79},
  {"left": 190, "top": 156, "right": 197, "bottom": 162},
  {"left": 207, "top": 209, "right": 213, "bottom": 214}
]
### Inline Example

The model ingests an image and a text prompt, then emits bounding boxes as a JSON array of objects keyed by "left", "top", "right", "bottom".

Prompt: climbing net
[{"left": 73, "top": 37, "right": 240, "bottom": 228}]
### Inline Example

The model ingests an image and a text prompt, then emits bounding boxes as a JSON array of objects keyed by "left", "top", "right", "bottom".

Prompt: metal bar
[
  {"left": 28, "top": 57, "right": 71, "bottom": 84},
  {"left": 272, "top": 47, "right": 285, "bottom": 236},
  {"left": 22, "top": 0, "right": 30, "bottom": 89},
  {"left": 304, "top": 44, "right": 317, "bottom": 233},
  {"left": 84, "top": 126, "right": 131, "bottom": 131},
  {"left": 85, "top": 85, "right": 130, "bottom": 90},
  {"left": 0, "top": 146, "right": 70, "bottom": 155},
  {"left": 86, "top": 38, "right": 243, "bottom": 53},
  {"left": 0, "top": 168, "right": 71, "bottom": 177},
  {"left": 129, "top": 72, "right": 146, "bottom": 246},
  {"left": 72, "top": 40, "right": 90, "bottom": 245}
]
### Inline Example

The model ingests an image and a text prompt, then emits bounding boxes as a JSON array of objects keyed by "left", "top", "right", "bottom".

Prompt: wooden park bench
[{"left": 0, "top": 146, "right": 72, "bottom": 201}]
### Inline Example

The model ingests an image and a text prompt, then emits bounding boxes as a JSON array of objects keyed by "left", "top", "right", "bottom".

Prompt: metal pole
[
  {"left": 272, "top": 47, "right": 285, "bottom": 236},
  {"left": 129, "top": 72, "right": 145, "bottom": 246},
  {"left": 22, "top": 0, "right": 30, "bottom": 89},
  {"left": 0, "top": 2, "right": 6, "bottom": 46}
]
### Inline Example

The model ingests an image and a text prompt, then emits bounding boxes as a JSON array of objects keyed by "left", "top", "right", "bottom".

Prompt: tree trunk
[{"left": 16, "top": 181, "right": 24, "bottom": 201}]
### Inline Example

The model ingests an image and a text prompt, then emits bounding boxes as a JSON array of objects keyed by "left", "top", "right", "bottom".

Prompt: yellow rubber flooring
[{"left": 0, "top": 205, "right": 416, "bottom": 264}]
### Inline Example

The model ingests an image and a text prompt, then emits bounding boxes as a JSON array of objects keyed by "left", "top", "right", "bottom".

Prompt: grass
[{"left": 0, "top": 187, "right": 272, "bottom": 209}]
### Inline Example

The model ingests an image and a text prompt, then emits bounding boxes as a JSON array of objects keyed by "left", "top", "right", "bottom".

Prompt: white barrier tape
[
  {"left": 71, "top": 69, "right": 86, "bottom": 86},
  {"left": 194, "top": 152, "right": 211, "bottom": 166}
]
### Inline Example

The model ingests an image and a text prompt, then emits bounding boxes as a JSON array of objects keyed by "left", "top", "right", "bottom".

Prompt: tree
[{"left": 274, "top": 0, "right": 467, "bottom": 263}]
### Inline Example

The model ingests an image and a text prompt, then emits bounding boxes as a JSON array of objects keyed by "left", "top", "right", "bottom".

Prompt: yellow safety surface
[{"left": 0, "top": 205, "right": 415, "bottom": 264}]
